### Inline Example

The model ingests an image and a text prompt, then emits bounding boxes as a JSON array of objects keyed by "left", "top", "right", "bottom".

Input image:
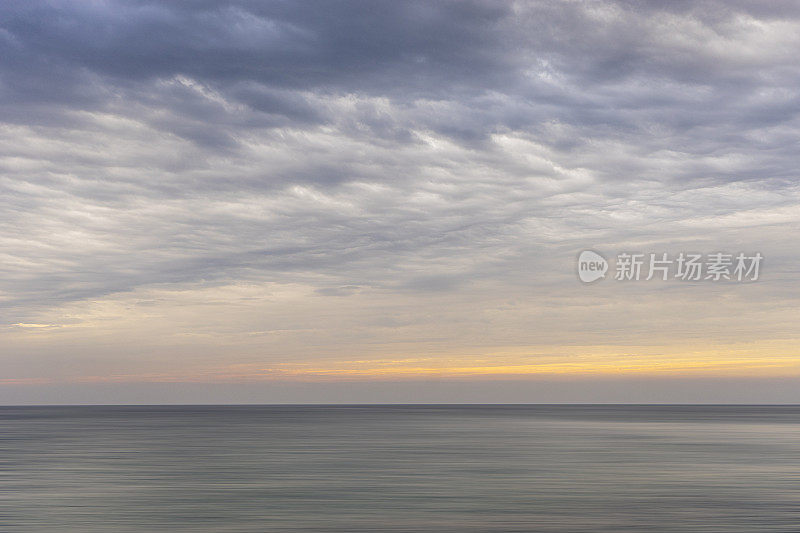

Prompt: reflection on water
[{"left": 2, "top": 405, "right": 800, "bottom": 532}]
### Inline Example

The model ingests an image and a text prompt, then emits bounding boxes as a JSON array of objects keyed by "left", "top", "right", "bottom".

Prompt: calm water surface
[{"left": 2, "top": 405, "right": 799, "bottom": 532}]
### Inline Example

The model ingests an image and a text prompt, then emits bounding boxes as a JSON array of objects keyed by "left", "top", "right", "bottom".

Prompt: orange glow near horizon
[{"left": 7, "top": 341, "right": 798, "bottom": 385}]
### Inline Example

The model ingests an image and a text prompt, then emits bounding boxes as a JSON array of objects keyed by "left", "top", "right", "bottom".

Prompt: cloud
[{"left": 0, "top": 0, "right": 799, "bottom": 368}]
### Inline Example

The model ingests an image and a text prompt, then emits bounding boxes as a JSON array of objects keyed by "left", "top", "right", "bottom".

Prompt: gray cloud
[{"left": 1, "top": 0, "right": 799, "bottom": 329}]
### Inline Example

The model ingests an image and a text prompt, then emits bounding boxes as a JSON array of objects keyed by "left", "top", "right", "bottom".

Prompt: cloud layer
[{"left": 1, "top": 1, "right": 799, "bottom": 397}]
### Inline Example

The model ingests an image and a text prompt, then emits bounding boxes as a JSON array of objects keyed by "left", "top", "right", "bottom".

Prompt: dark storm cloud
[
  {"left": 0, "top": 1, "right": 512, "bottom": 103},
  {"left": 5, "top": 0, "right": 800, "bottom": 151},
  {"left": 1, "top": 0, "right": 800, "bottom": 321}
]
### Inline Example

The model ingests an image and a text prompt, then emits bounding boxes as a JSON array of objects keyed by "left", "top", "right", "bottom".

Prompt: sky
[{"left": 1, "top": 0, "right": 799, "bottom": 404}]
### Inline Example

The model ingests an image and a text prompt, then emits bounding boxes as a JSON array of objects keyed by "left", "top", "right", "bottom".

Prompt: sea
[{"left": 1, "top": 405, "right": 799, "bottom": 532}]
